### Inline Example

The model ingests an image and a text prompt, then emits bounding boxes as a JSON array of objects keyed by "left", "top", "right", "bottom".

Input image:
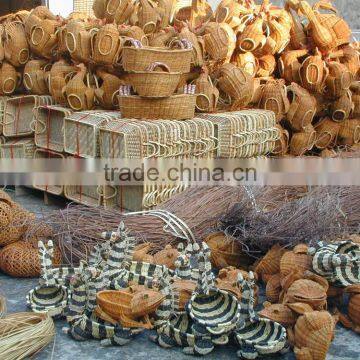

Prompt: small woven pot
[
  {"left": 232, "top": 51, "right": 257, "bottom": 76},
  {"left": 23, "top": 60, "right": 50, "bottom": 96},
  {"left": 314, "top": 117, "right": 341, "bottom": 149},
  {"left": 337, "top": 119, "right": 360, "bottom": 146},
  {"left": 329, "top": 91, "right": 353, "bottom": 122},
  {"left": 92, "top": 0, "right": 107, "bottom": 19},
  {"left": 193, "top": 70, "right": 219, "bottom": 113},
  {"left": 289, "top": 126, "right": 316, "bottom": 156},
  {"left": 119, "top": 25, "right": 148, "bottom": 45},
  {"left": 256, "top": 55, "right": 276, "bottom": 78},
  {"left": 126, "top": 62, "right": 181, "bottom": 97},
  {"left": 0, "top": 62, "right": 20, "bottom": 96},
  {"left": 345, "top": 285, "right": 360, "bottom": 331},
  {"left": 236, "top": 16, "right": 266, "bottom": 52},
  {"left": 279, "top": 49, "right": 308, "bottom": 84},
  {"left": 137, "top": 0, "right": 161, "bottom": 34},
  {"left": 324, "top": 62, "right": 353, "bottom": 99}
]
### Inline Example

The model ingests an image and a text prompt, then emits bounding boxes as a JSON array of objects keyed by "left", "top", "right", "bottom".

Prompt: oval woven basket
[
  {"left": 121, "top": 44, "right": 192, "bottom": 73},
  {"left": 118, "top": 94, "right": 196, "bottom": 120},
  {"left": 126, "top": 62, "right": 181, "bottom": 97}
]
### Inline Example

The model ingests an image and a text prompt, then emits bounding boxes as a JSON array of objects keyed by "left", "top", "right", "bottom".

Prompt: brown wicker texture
[
  {"left": 137, "top": 0, "right": 161, "bottom": 34},
  {"left": 118, "top": 94, "right": 196, "bottom": 120},
  {"left": 126, "top": 62, "right": 181, "bottom": 97},
  {"left": 0, "top": 96, "right": 9, "bottom": 136},
  {"left": 153, "top": 244, "right": 179, "bottom": 269},
  {"left": 279, "top": 49, "right": 308, "bottom": 84},
  {"left": 0, "top": 201, "right": 13, "bottom": 229},
  {"left": 2, "top": 95, "right": 54, "bottom": 138},
  {"left": 324, "top": 62, "right": 353, "bottom": 99},
  {"left": 193, "top": 70, "right": 219, "bottom": 113},
  {"left": 178, "top": 26, "right": 204, "bottom": 67},
  {"left": 95, "top": 70, "right": 124, "bottom": 110},
  {"left": 34, "top": 106, "right": 73, "bottom": 152},
  {"left": 114, "top": 0, "right": 135, "bottom": 25},
  {"left": 0, "top": 138, "right": 36, "bottom": 159},
  {"left": 118, "top": 26, "right": 148, "bottom": 45},
  {"left": 23, "top": 60, "right": 50, "bottom": 96},
  {"left": 64, "top": 110, "right": 119, "bottom": 158},
  {"left": 0, "top": 240, "right": 61, "bottom": 278},
  {"left": 0, "top": 62, "right": 19, "bottom": 96},
  {"left": 64, "top": 186, "right": 103, "bottom": 207},
  {"left": 130, "top": 289, "right": 166, "bottom": 317},
  {"left": 314, "top": 117, "right": 341, "bottom": 149},
  {"left": 289, "top": 125, "right": 316, "bottom": 156},
  {"left": 330, "top": 91, "right": 353, "bottom": 122},
  {"left": 33, "top": 149, "right": 65, "bottom": 196},
  {"left": 337, "top": 119, "right": 360, "bottom": 146},
  {"left": 232, "top": 51, "right": 257, "bottom": 77},
  {"left": 236, "top": 16, "right": 266, "bottom": 52},
  {"left": 121, "top": 44, "right": 192, "bottom": 73}
]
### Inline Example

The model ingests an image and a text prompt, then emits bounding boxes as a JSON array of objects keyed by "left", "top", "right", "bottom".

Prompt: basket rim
[
  {"left": 122, "top": 46, "right": 193, "bottom": 54},
  {"left": 126, "top": 70, "right": 181, "bottom": 76}
]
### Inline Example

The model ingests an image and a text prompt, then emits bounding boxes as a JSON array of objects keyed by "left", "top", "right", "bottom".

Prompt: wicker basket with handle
[
  {"left": 33, "top": 148, "right": 65, "bottom": 196},
  {"left": 33, "top": 105, "right": 73, "bottom": 152},
  {"left": 2, "top": 95, "right": 54, "bottom": 138},
  {"left": 64, "top": 110, "right": 120, "bottom": 158},
  {"left": 0, "top": 138, "right": 36, "bottom": 159}
]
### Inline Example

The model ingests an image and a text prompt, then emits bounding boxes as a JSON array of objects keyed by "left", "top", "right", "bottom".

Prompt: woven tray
[
  {"left": 34, "top": 105, "right": 73, "bottom": 152},
  {"left": 64, "top": 185, "right": 103, "bottom": 206},
  {"left": 33, "top": 148, "right": 65, "bottom": 195},
  {"left": 198, "top": 110, "right": 280, "bottom": 158},
  {"left": 0, "top": 138, "right": 36, "bottom": 159},
  {"left": 64, "top": 111, "right": 120, "bottom": 158},
  {"left": 118, "top": 94, "right": 196, "bottom": 120},
  {"left": 2, "top": 95, "right": 54, "bottom": 137}
]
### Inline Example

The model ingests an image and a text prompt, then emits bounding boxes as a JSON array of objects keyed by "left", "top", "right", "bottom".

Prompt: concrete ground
[{"left": 0, "top": 188, "right": 359, "bottom": 359}]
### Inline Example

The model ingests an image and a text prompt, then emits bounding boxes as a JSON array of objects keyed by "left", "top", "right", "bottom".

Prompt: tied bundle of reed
[{"left": 0, "top": 312, "right": 55, "bottom": 360}]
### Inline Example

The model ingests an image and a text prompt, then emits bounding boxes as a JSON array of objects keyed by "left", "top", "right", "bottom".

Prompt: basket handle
[
  {"left": 313, "top": 1, "right": 338, "bottom": 15},
  {"left": 146, "top": 62, "right": 170, "bottom": 72},
  {"left": 30, "top": 25, "right": 44, "bottom": 46},
  {"left": 101, "top": 185, "right": 118, "bottom": 200},
  {"left": 2, "top": 77, "right": 17, "bottom": 95},
  {"left": 65, "top": 32, "right": 77, "bottom": 53},
  {"left": 170, "top": 38, "right": 193, "bottom": 50},
  {"left": 195, "top": 93, "right": 211, "bottom": 112}
]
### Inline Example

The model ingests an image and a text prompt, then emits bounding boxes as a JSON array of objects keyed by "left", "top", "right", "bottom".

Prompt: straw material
[
  {"left": 337, "top": 119, "right": 360, "bottom": 146},
  {"left": 0, "top": 138, "right": 36, "bottom": 159},
  {"left": 64, "top": 110, "right": 119, "bottom": 158},
  {"left": 198, "top": 110, "right": 279, "bottom": 158},
  {"left": 279, "top": 49, "right": 308, "bottom": 84},
  {"left": 33, "top": 149, "right": 65, "bottom": 196},
  {"left": 137, "top": 0, "right": 161, "bottom": 34},
  {"left": 121, "top": 44, "right": 192, "bottom": 73},
  {"left": 118, "top": 94, "right": 196, "bottom": 120},
  {"left": 2, "top": 95, "right": 54, "bottom": 138},
  {"left": 330, "top": 91, "right": 353, "bottom": 122},
  {"left": 314, "top": 117, "right": 341, "bottom": 149},
  {"left": 231, "top": 52, "right": 257, "bottom": 77},
  {"left": 126, "top": 62, "right": 181, "bottom": 97},
  {"left": 0, "top": 312, "right": 55, "bottom": 360},
  {"left": 95, "top": 70, "right": 124, "bottom": 110},
  {"left": 193, "top": 70, "right": 219, "bottom": 113},
  {"left": 324, "top": 62, "right": 353, "bottom": 99},
  {"left": 237, "top": 16, "right": 266, "bottom": 52},
  {"left": 0, "top": 62, "right": 19, "bottom": 96},
  {"left": 0, "top": 96, "right": 9, "bottom": 136},
  {"left": 65, "top": 186, "right": 103, "bottom": 207},
  {"left": 23, "top": 60, "right": 50, "bottom": 96},
  {"left": 0, "top": 296, "right": 5, "bottom": 318},
  {"left": 289, "top": 126, "right": 316, "bottom": 156}
]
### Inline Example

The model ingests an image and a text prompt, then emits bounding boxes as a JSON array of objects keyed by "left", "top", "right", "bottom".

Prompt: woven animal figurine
[
  {"left": 329, "top": 90, "right": 354, "bottom": 122},
  {"left": 114, "top": 0, "right": 134, "bottom": 24},
  {"left": 214, "top": 0, "right": 250, "bottom": 29},
  {"left": 232, "top": 51, "right": 258, "bottom": 76},
  {"left": 193, "top": 68, "right": 219, "bottom": 113},
  {"left": 216, "top": 63, "right": 254, "bottom": 110},
  {"left": 266, "top": 15, "right": 291, "bottom": 54},
  {"left": 24, "top": 6, "right": 57, "bottom": 37},
  {"left": 256, "top": 54, "right": 276, "bottom": 77},
  {"left": 23, "top": 60, "right": 50, "bottom": 96},
  {"left": 289, "top": 125, "right": 316, "bottom": 156},
  {"left": 203, "top": 22, "right": 236, "bottom": 62},
  {"left": 235, "top": 272, "right": 288, "bottom": 359},
  {"left": 118, "top": 25, "right": 148, "bottom": 45},
  {"left": 91, "top": 23, "right": 122, "bottom": 66},
  {"left": 279, "top": 49, "right": 308, "bottom": 84},
  {"left": 148, "top": 27, "right": 177, "bottom": 47},
  {"left": 324, "top": 61, "right": 353, "bottom": 99},
  {"left": 351, "top": 82, "right": 360, "bottom": 118},
  {"left": 285, "top": 3, "right": 308, "bottom": 49},
  {"left": 286, "top": 83, "right": 317, "bottom": 131},
  {"left": 0, "top": 62, "right": 20, "bottom": 96},
  {"left": 328, "top": 45, "right": 360, "bottom": 77},
  {"left": 64, "top": 20, "right": 94, "bottom": 64},
  {"left": 179, "top": 26, "right": 205, "bottom": 67},
  {"left": 299, "top": 49, "right": 328, "bottom": 93},
  {"left": 63, "top": 63, "right": 95, "bottom": 111},
  {"left": 314, "top": 117, "right": 341, "bottom": 149},
  {"left": 3, "top": 21, "right": 29, "bottom": 67},
  {"left": 95, "top": 69, "right": 124, "bottom": 110},
  {"left": 258, "top": 79, "right": 290, "bottom": 122},
  {"left": 137, "top": 0, "right": 161, "bottom": 34},
  {"left": 48, "top": 59, "right": 77, "bottom": 105},
  {"left": 156, "top": 0, "right": 174, "bottom": 28}
]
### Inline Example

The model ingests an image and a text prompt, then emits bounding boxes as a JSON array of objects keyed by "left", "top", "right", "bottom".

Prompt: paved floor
[{"left": 0, "top": 188, "right": 359, "bottom": 359}]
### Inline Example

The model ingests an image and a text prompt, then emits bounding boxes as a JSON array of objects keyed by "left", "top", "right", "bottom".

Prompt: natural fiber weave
[
  {"left": 65, "top": 185, "right": 103, "bottom": 207},
  {"left": 0, "top": 138, "right": 36, "bottom": 159},
  {"left": 0, "top": 312, "right": 55, "bottom": 360},
  {"left": 0, "top": 296, "right": 5, "bottom": 318},
  {"left": 64, "top": 110, "right": 120, "bottom": 158},
  {"left": 0, "top": 96, "right": 9, "bottom": 136},
  {"left": 2, "top": 95, "right": 54, "bottom": 138},
  {"left": 118, "top": 94, "right": 196, "bottom": 120}
]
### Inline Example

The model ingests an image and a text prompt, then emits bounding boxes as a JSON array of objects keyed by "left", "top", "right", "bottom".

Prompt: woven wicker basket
[
  {"left": 2, "top": 95, "right": 53, "bottom": 138},
  {"left": 34, "top": 105, "right": 73, "bottom": 152},
  {"left": 198, "top": 110, "right": 280, "bottom": 158},
  {"left": 118, "top": 94, "right": 196, "bottom": 120},
  {"left": 121, "top": 45, "right": 192, "bottom": 72},
  {"left": 0, "top": 138, "right": 36, "bottom": 159},
  {"left": 0, "top": 96, "right": 9, "bottom": 136},
  {"left": 64, "top": 185, "right": 103, "bottom": 206},
  {"left": 33, "top": 149, "right": 65, "bottom": 196},
  {"left": 64, "top": 110, "right": 120, "bottom": 158}
]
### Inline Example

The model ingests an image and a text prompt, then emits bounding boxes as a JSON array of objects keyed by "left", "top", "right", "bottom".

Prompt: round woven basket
[
  {"left": 0, "top": 241, "right": 61, "bottom": 278},
  {"left": 126, "top": 62, "right": 181, "bottom": 97}
]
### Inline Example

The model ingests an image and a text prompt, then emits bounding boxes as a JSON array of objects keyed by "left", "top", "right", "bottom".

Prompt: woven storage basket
[
  {"left": 118, "top": 94, "right": 196, "bottom": 120},
  {"left": 0, "top": 96, "right": 9, "bottom": 136},
  {"left": 2, "top": 95, "right": 53, "bottom": 138},
  {"left": 64, "top": 185, "right": 103, "bottom": 206},
  {"left": 126, "top": 62, "right": 181, "bottom": 97},
  {"left": 198, "top": 110, "right": 280, "bottom": 158},
  {"left": 121, "top": 45, "right": 192, "bottom": 72},
  {"left": 0, "top": 138, "right": 36, "bottom": 159},
  {"left": 64, "top": 110, "right": 120, "bottom": 158},
  {"left": 34, "top": 106, "right": 73, "bottom": 152},
  {"left": 33, "top": 149, "right": 65, "bottom": 196}
]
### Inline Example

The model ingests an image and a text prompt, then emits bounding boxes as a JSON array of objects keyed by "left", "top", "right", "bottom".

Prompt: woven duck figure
[
  {"left": 234, "top": 272, "right": 288, "bottom": 359},
  {"left": 308, "top": 240, "right": 360, "bottom": 287}
]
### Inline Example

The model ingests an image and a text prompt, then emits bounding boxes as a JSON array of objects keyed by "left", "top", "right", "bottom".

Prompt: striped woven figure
[
  {"left": 309, "top": 240, "right": 360, "bottom": 287},
  {"left": 38, "top": 240, "right": 56, "bottom": 286},
  {"left": 174, "top": 243, "right": 199, "bottom": 281},
  {"left": 235, "top": 272, "right": 288, "bottom": 359}
]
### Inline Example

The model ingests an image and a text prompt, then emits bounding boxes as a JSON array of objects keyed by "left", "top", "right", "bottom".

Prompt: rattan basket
[
  {"left": 118, "top": 94, "right": 196, "bottom": 120},
  {"left": 121, "top": 44, "right": 192, "bottom": 73},
  {"left": 0, "top": 138, "right": 36, "bottom": 159},
  {"left": 64, "top": 110, "right": 120, "bottom": 158},
  {"left": 33, "top": 148, "right": 65, "bottom": 196},
  {"left": 2, "top": 95, "right": 54, "bottom": 138},
  {"left": 0, "top": 96, "right": 9, "bottom": 136},
  {"left": 34, "top": 105, "right": 73, "bottom": 152},
  {"left": 198, "top": 110, "right": 280, "bottom": 158},
  {"left": 64, "top": 185, "right": 103, "bottom": 206}
]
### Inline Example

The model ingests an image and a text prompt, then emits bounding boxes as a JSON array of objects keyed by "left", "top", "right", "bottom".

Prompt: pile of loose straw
[{"left": 0, "top": 312, "right": 55, "bottom": 360}]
